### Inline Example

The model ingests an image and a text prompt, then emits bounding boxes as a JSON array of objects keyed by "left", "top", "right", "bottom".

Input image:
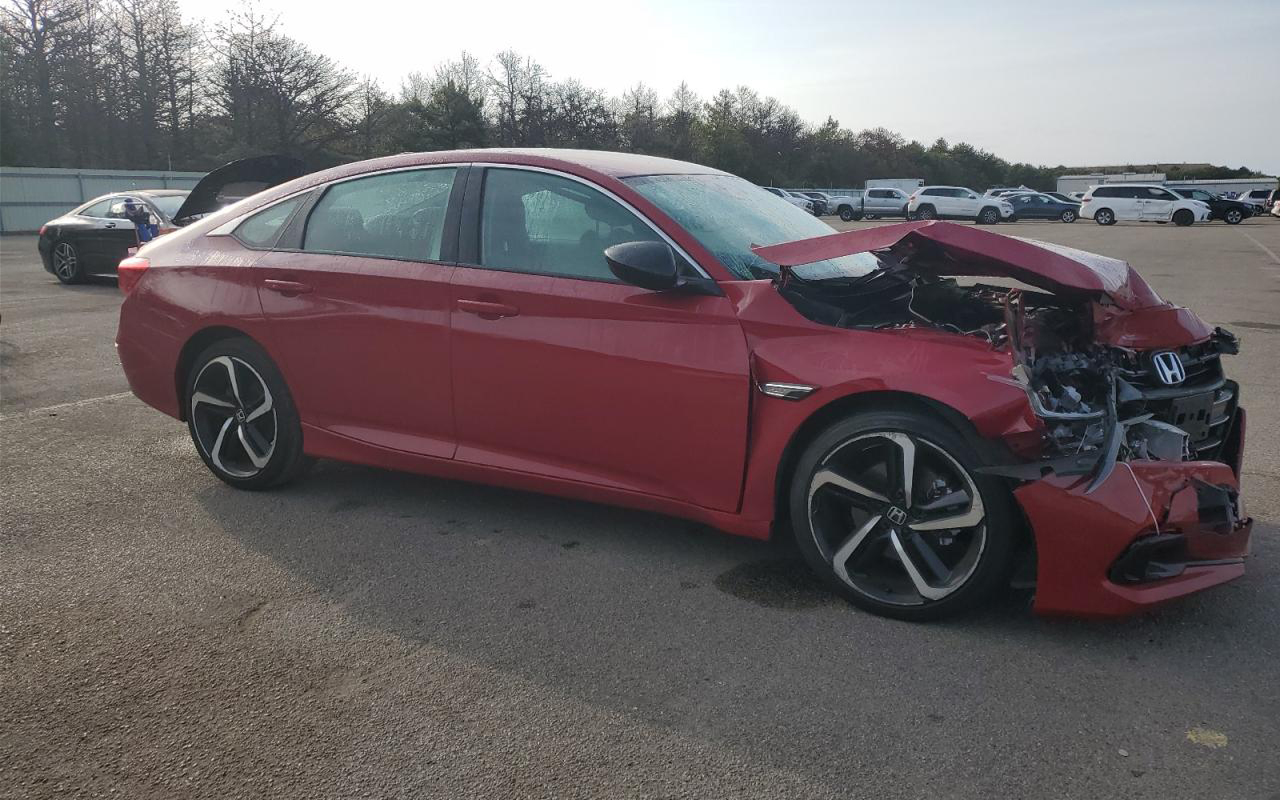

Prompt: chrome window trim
[
  {"left": 204, "top": 160, "right": 712, "bottom": 281},
  {"left": 461, "top": 161, "right": 713, "bottom": 280}
]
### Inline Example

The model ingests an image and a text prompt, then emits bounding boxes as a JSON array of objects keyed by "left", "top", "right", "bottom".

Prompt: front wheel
[
  {"left": 1060, "top": 209, "right": 1077, "bottom": 223},
  {"left": 52, "top": 241, "right": 83, "bottom": 284},
  {"left": 789, "top": 410, "right": 1017, "bottom": 620},
  {"left": 1173, "top": 209, "right": 1194, "bottom": 227},
  {"left": 978, "top": 207, "right": 1000, "bottom": 225},
  {"left": 185, "top": 337, "right": 309, "bottom": 490},
  {"left": 1224, "top": 208, "right": 1243, "bottom": 225}
]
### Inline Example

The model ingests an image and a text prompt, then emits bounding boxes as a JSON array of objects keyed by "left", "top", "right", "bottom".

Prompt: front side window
[
  {"left": 235, "top": 195, "right": 305, "bottom": 249},
  {"left": 303, "top": 168, "right": 456, "bottom": 261},
  {"left": 626, "top": 173, "right": 879, "bottom": 281},
  {"left": 480, "top": 168, "right": 663, "bottom": 281}
]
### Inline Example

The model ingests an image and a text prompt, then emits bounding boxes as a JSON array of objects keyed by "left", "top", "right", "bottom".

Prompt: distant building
[
  {"left": 1057, "top": 172, "right": 1277, "bottom": 196},
  {"left": 1163, "top": 177, "right": 1279, "bottom": 196},
  {"left": 1056, "top": 172, "right": 1166, "bottom": 194}
]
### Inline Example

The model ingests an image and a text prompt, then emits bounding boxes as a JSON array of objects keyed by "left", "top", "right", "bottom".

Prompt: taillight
[
  {"left": 157, "top": 225, "right": 177, "bottom": 236},
  {"left": 117, "top": 256, "right": 150, "bottom": 295},
  {"left": 39, "top": 224, "right": 48, "bottom": 236},
  {"left": 1081, "top": 197, "right": 1091, "bottom": 203}
]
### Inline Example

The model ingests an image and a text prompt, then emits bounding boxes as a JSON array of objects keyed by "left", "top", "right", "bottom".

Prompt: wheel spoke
[
  {"left": 212, "top": 356, "right": 244, "bottom": 406},
  {"left": 889, "top": 529, "right": 951, "bottom": 600},
  {"left": 208, "top": 417, "right": 235, "bottom": 473},
  {"left": 809, "top": 468, "right": 890, "bottom": 506},
  {"left": 883, "top": 433, "right": 916, "bottom": 507},
  {"left": 829, "top": 514, "right": 882, "bottom": 585},
  {"left": 191, "top": 390, "right": 235, "bottom": 410},
  {"left": 237, "top": 424, "right": 271, "bottom": 468},
  {"left": 245, "top": 389, "right": 273, "bottom": 422},
  {"left": 910, "top": 490, "right": 985, "bottom": 531}
]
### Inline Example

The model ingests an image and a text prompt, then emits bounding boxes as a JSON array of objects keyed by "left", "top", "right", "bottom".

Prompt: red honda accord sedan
[{"left": 115, "top": 149, "right": 1251, "bottom": 620}]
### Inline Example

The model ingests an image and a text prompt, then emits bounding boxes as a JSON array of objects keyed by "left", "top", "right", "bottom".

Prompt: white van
[{"left": 1079, "top": 184, "right": 1210, "bottom": 226}]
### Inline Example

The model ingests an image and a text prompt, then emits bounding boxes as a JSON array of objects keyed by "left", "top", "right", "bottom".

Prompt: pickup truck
[{"left": 829, "top": 188, "right": 911, "bottom": 221}]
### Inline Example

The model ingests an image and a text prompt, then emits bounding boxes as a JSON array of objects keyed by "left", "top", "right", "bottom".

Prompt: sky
[{"left": 176, "top": 0, "right": 1280, "bottom": 174}]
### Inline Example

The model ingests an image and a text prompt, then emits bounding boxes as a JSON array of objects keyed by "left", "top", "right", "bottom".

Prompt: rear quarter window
[{"left": 234, "top": 195, "right": 306, "bottom": 249}]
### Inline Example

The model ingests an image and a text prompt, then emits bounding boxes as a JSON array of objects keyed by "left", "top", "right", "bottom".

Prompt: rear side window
[
  {"left": 1092, "top": 187, "right": 1117, "bottom": 198},
  {"left": 479, "top": 168, "right": 664, "bottom": 282},
  {"left": 922, "top": 188, "right": 945, "bottom": 196},
  {"left": 78, "top": 199, "right": 112, "bottom": 217},
  {"left": 234, "top": 195, "right": 305, "bottom": 249},
  {"left": 303, "top": 168, "right": 456, "bottom": 261}
]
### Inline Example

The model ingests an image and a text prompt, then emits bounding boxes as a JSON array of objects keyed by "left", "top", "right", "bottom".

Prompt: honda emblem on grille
[{"left": 1152, "top": 351, "right": 1186, "bottom": 385}]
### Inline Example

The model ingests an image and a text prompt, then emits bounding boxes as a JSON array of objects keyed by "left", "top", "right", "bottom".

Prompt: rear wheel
[
  {"left": 185, "top": 337, "right": 309, "bottom": 490},
  {"left": 1173, "top": 209, "right": 1194, "bottom": 227},
  {"left": 1094, "top": 208, "right": 1116, "bottom": 226},
  {"left": 789, "top": 410, "right": 1017, "bottom": 620},
  {"left": 1060, "top": 209, "right": 1077, "bottom": 223},
  {"left": 52, "top": 241, "right": 83, "bottom": 284},
  {"left": 1224, "top": 208, "right": 1243, "bottom": 225},
  {"left": 916, "top": 205, "right": 937, "bottom": 220}
]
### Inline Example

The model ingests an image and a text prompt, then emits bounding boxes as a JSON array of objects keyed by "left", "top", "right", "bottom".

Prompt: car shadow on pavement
[{"left": 193, "top": 452, "right": 1271, "bottom": 782}]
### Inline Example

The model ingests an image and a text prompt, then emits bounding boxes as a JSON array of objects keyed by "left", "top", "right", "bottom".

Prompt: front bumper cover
[{"left": 1017, "top": 458, "right": 1251, "bottom": 617}]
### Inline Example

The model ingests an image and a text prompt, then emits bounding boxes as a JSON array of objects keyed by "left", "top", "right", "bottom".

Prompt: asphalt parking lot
[{"left": 3, "top": 218, "right": 1279, "bottom": 799}]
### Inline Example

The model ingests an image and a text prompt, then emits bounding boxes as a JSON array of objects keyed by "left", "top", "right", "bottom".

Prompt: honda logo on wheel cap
[
  {"left": 1152, "top": 351, "right": 1186, "bottom": 385},
  {"left": 886, "top": 506, "right": 908, "bottom": 526}
]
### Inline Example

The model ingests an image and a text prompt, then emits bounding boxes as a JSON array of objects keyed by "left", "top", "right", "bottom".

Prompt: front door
[
  {"left": 1139, "top": 187, "right": 1176, "bottom": 221},
  {"left": 255, "top": 167, "right": 461, "bottom": 458},
  {"left": 449, "top": 166, "right": 751, "bottom": 511}
]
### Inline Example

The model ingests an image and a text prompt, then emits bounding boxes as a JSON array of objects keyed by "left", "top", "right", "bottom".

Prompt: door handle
[
  {"left": 457, "top": 299, "right": 519, "bottom": 319},
  {"left": 105, "top": 222, "right": 117, "bottom": 228},
  {"left": 263, "top": 279, "right": 313, "bottom": 296}
]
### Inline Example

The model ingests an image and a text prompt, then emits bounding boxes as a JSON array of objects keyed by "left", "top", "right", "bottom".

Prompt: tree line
[{"left": 1, "top": 0, "right": 1261, "bottom": 189}]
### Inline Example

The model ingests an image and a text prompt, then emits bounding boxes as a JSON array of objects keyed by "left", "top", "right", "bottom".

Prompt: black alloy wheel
[
  {"left": 790, "top": 411, "right": 1016, "bottom": 620},
  {"left": 186, "top": 338, "right": 308, "bottom": 489}
]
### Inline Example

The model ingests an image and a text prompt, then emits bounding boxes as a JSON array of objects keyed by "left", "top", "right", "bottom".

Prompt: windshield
[
  {"left": 624, "top": 174, "right": 879, "bottom": 280},
  {"left": 147, "top": 194, "right": 188, "bottom": 219}
]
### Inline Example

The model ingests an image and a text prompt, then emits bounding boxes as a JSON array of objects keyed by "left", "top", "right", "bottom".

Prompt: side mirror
[
  {"left": 605, "top": 240, "right": 679, "bottom": 290},
  {"left": 604, "top": 240, "right": 721, "bottom": 296}
]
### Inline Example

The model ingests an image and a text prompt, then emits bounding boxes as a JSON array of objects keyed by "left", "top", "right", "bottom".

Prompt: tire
[
  {"left": 1173, "top": 209, "right": 1194, "bottom": 227},
  {"left": 1224, "top": 208, "right": 1243, "bottom": 225},
  {"left": 51, "top": 240, "right": 83, "bottom": 284},
  {"left": 1094, "top": 208, "right": 1116, "bottom": 226},
  {"left": 184, "top": 337, "right": 309, "bottom": 490},
  {"left": 978, "top": 207, "right": 1000, "bottom": 225},
  {"left": 838, "top": 206, "right": 857, "bottom": 222},
  {"left": 915, "top": 205, "right": 937, "bottom": 221},
  {"left": 788, "top": 409, "right": 1018, "bottom": 621},
  {"left": 1060, "top": 209, "right": 1077, "bottom": 223}
]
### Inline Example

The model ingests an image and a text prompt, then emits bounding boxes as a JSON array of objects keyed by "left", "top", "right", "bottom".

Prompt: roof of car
[{"left": 370, "top": 148, "right": 729, "bottom": 179}]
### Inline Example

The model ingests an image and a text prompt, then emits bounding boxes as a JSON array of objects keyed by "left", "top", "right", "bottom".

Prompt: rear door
[
  {"left": 254, "top": 167, "right": 462, "bottom": 458},
  {"left": 448, "top": 166, "right": 751, "bottom": 511},
  {"left": 1107, "top": 187, "right": 1140, "bottom": 220}
]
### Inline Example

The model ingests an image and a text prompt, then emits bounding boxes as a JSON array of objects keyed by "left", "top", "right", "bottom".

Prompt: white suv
[
  {"left": 907, "top": 186, "right": 1014, "bottom": 224},
  {"left": 1079, "top": 184, "right": 1210, "bottom": 226}
]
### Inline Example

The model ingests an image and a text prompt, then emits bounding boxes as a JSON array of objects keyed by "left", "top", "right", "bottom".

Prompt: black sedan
[
  {"left": 1005, "top": 192, "right": 1081, "bottom": 223},
  {"left": 38, "top": 190, "right": 189, "bottom": 283},
  {"left": 1169, "top": 188, "right": 1253, "bottom": 225},
  {"left": 38, "top": 155, "right": 306, "bottom": 284}
]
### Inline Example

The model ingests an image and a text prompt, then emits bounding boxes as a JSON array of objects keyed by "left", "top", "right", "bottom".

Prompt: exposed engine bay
[{"left": 776, "top": 253, "right": 1242, "bottom": 489}]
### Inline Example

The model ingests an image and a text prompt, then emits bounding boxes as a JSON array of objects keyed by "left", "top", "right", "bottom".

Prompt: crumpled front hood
[{"left": 751, "top": 220, "right": 1165, "bottom": 311}]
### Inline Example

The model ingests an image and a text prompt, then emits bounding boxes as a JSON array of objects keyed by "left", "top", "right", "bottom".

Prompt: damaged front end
[{"left": 753, "top": 221, "right": 1252, "bottom": 616}]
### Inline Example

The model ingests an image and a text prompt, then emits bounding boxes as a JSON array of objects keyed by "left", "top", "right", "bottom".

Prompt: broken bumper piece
[{"left": 1016, "top": 460, "right": 1251, "bottom": 617}]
